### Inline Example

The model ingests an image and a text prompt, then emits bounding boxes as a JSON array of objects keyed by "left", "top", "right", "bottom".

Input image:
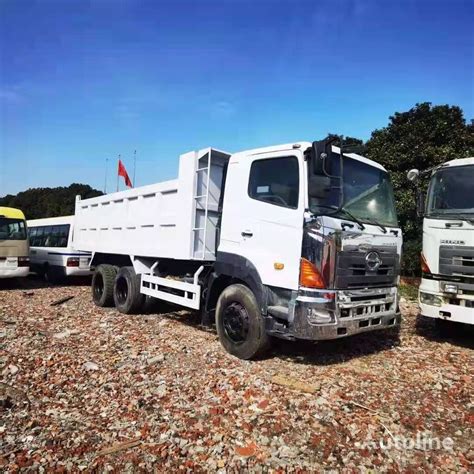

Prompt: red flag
[{"left": 118, "top": 159, "right": 133, "bottom": 188}]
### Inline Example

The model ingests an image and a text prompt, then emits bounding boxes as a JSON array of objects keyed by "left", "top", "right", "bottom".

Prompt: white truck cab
[
  {"left": 75, "top": 137, "right": 403, "bottom": 359},
  {"left": 409, "top": 158, "right": 474, "bottom": 326}
]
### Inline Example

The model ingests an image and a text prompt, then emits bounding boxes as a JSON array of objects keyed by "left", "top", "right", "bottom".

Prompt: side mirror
[
  {"left": 311, "top": 136, "right": 338, "bottom": 176},
  {"left": 308, "top": 175, "right": 331, "bottom": 199},
  {"left": 416, "top": 190, "right": 425, "bottom": 217},
  {"left": 407, "top": 169, "right": 420, "bottom": 182}
]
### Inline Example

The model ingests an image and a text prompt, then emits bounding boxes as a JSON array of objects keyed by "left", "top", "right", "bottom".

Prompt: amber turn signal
[
  {"left": 420, "top": 252, "right": 430, "bottom": 274},
  {"left": 299, "top": 258, "right": 325, "bottom": 289}
]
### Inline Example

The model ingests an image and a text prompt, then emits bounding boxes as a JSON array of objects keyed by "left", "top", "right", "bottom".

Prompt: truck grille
[
  {"left": 439, "top": 245, "right": 474, "bottom": 277},
  {"left": 335, "top": 246, "right": 399, "bottom": 289}
]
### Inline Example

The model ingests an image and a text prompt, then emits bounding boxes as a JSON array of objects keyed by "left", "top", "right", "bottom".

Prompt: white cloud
[{"left": 0, "top": 86, "right": 23, "bottom": 103}]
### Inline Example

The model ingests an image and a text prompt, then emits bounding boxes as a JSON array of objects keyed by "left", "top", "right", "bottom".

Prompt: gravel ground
[{"left": 1, "top": 277, "right": 473, "bottom": 472}]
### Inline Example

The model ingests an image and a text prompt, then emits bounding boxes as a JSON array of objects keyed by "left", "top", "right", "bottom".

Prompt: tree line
[
  {"left": 1, "top": 102, "right": 473, "bottom": 275},
  {"left": 0, "top": 184, "right": 103, "bottom": 220}
]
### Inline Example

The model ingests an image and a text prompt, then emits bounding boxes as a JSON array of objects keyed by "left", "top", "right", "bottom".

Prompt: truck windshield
[
  {"left": 309, "top": 155, "right": 398, "bottom": 227},
  {"left": 0, "top": 218, "right": 27, "bottom": 241},
  {"left": 426, "top": 164, "right": 474, "bottom": 217}
]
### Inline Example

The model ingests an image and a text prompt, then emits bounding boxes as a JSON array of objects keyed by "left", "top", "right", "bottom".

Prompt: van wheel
[
  {"left": 92, "top": 264, "right": 117, "bottom": 307},
  {"left": 113, "top": 266, "right": 145, "bottom": 314},
  {"left": 216, "top": 284, "right": 271, "bottom": 360}
]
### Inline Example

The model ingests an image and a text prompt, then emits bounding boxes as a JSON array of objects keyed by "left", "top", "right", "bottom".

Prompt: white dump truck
[
  {"left": 75, "top": 137, "right": 402, "bottom": 359},
  {"left": 408, "top": 157, "right": 474, "bottom": 327}
]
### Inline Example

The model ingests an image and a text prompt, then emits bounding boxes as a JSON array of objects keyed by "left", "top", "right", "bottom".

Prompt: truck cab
[
  {"left": 216, "top": 140, "right": 402, "bottom": 353},
  {"left": 409, "top": 158, "right": 474, "bottom": 326}
]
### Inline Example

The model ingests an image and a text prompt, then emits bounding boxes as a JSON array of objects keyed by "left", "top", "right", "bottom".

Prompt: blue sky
[{"left": 0, "top": 0, "right": 473, "bottom": 195}]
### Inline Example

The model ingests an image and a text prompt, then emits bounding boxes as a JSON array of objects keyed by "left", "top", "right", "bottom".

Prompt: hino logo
[
  {"left": 441, "top": 240, "right": 465, "bottom": 245},
  {"left": 365, "top": 251, "right": 382, "bottom": 271}
]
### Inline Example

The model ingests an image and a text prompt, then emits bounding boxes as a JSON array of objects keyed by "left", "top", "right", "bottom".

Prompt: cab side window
[{"left": 248, "top": 156, "right": 299, "bottom": 209}]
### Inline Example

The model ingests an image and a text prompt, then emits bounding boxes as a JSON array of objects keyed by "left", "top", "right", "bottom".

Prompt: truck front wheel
[
  {"left": 216, "top": 284, "right": 271, "bottom": 360},
  {"left": 113, "top": 266, "right": 145, "bottom": 314},
  {"left": 92, "top": 264, "right": 117, "bottom": 307}
]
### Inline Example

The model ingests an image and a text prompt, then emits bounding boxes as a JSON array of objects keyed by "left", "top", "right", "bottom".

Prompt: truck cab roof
[
  {"left": 231, "top": 141, "right": 387, "bottom": 172},
  {"left": 441, "top": 157, "right": 474, "bottom": 168}
]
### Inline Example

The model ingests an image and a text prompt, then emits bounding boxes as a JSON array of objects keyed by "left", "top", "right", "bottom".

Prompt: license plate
[{"left": 6, "top": 257, "right": 17, "bottom": 267}]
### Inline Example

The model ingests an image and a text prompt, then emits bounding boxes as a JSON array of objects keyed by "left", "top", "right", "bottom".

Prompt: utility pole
[
  {"left": 133, "top": 149, "right": 137, "bottom": 187},
  {"left": 104, "top": 158, "right": 109, "bottom": 194},
  {"left": 116, "top": 154, "right": 120, "bottom": 192}
]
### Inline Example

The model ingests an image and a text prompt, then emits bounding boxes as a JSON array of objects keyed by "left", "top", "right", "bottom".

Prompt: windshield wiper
[
  {"left": 454, "top": 214, "right": 474, "bottom": 225},
  {"left": 428, "top": 212, "right": 474, "bottom": 225},
  {"left": 362, "top": 218, "right": 387, "bottom": 233},
  {"left": 312, "top": 205, "right": 366, "bottom": 230}
]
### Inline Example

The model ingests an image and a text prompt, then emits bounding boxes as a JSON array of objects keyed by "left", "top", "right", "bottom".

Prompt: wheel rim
[
  {"left": 115, "top": 276, "right": 128, "bottom": 305},
  {"left": 94, "top": 273, "right": 104, "bottom": 300},
  {"left": 222, "top": 301, "right": 250, "bottom": 344}
]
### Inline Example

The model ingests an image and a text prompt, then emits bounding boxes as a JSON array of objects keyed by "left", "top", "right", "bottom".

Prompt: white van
[{"left": 27, "top": 216, "right": 92, "bottom": 281}]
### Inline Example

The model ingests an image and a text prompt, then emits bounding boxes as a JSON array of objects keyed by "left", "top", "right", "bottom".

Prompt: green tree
[
  {"left": 366, "top": 102, "right": 474, "bottom": 275},
  {"left": 0, "top": 183, "right": 103, "bottom": 220},
  {"left": 326, "top": 134, "right": 367, "bottom": 155}
]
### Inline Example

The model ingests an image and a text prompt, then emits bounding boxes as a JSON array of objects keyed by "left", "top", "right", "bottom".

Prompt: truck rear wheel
[
  {"left": 113, "top": 266, "right": 145, "bottom": 314},
  {"left": 92, "top": 264, "right": 116, "bottom": 307},
  {"left": 216, "top": 284, "right": 271, "bottom": 360}
]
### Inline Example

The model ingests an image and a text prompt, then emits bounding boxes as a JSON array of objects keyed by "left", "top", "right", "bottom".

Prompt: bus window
[
  {"left": 58, "top": 225, "right": 70, "bottom": 247},
  {"left": 32, "top": 227, "right": 45, "bottom": 246},
  {"left": 0, "top": 218, "right": 27, "bottom": 240},
  {"left": 28, "top": 224, "right": 70, "bottom": 248}
]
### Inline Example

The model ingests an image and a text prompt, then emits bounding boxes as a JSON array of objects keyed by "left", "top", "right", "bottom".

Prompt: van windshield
[
  {"left": 308, "top": 155, "right": 398, "bottom": 227},
  {"left": 0, "top": 218, "right": 27, "bottom": 241}
]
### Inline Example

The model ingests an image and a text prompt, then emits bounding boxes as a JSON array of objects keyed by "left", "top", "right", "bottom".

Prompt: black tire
[
  {"left": 92, "top": 264, "right": 117, "bottom": 307},
  {"left": 113, "top": 266, "right": 145, "bottom": 314},
  {"left": 216, "top": 284, "right": 271, "bottom": 360}
]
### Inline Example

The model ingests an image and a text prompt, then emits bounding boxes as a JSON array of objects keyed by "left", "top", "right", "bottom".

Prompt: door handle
[{"left": 241, "top": 231, "right": 253, "bottom": 238}]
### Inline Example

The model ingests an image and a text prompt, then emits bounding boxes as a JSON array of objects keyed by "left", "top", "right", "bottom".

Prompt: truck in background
[
  {"left": 27, "top": 215, "right": 93, "bottom": 282},
  {"left": 0, "top": 207, "right": 30, "bottom": 279},
  {"left": 75, "top": 137, "right": 403, "bottom": 359},
  {"left": 408, "top": 158, "right": 474, "bottom": 328}
]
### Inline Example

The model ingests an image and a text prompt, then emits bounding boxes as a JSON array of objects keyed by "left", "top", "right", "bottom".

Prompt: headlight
[
  {"left": 443, "top": 283, "right": 458, "bottom": 294},
  {"left": 306, "top": 307, "right": 335, "bottom": 324},
  {"left": 420, "top": 292, "right": 443, "bottom": 307}
]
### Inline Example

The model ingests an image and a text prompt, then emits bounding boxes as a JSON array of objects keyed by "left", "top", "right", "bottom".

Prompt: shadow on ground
[
  {"left": 146, "top": 308, "right": 401, "bottom": 365},
  {"left": 0, "top": 274, "right": 91, "bottom": 292},
  {"left": 415, "top": 315, "right": 474, "bottom": 350},
  {"left": 269, "top": 328, "right": 401, "bottom": 366}
]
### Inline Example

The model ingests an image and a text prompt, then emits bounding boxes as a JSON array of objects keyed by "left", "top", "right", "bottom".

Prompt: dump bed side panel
[{"left": 74, "top": 179, "right": 184, "bottom": 259}]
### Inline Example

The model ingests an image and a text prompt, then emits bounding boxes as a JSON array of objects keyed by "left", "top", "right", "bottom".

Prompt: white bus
[{"left": 27, "top": 216, "right": 92, "bottom": 281}]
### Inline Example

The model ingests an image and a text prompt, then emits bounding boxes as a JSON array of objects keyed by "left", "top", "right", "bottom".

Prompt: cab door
[{"left": 219, "top": 149, "right": 305, "bottom": 291}]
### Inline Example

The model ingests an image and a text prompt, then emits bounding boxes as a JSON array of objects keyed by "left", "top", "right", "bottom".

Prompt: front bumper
[
  {"left": 289, "top": 286, "right": 400, "bottom": 340},
  {"left": 419, "top": 291, "right": 473, "bottom": 325},
  {"left": 419, "top": 278, "right": 474, "bottom": 325}
]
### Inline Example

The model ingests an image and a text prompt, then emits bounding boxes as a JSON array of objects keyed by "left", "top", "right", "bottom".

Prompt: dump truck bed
[{"left": 74, "top": 148, "right": 230, "bottom": 261}]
